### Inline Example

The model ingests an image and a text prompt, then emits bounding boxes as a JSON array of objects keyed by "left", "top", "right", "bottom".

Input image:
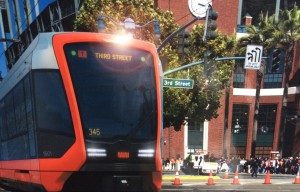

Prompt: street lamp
[{"left": 97, "top": 14, "right": 160, "bottom": 40}]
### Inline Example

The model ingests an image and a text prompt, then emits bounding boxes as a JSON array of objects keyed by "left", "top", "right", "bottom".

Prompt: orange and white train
[{"left": 0, "top": 32, "right": 163, "bottom": 191}]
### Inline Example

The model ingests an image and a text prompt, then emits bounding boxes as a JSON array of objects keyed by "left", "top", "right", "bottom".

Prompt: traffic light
[
  {"left": 203, "top": 6, "right": 219, "bottom": 42},
  {"left": 178, "top": 30, "right": 190, "bottom": 54},
  {"left": 204, "top": 50, "right": 216, "bottom": 77},
  {"left": 203, "top": 6, "right": 218, "bottom": 42},
  {"left": 271, "top": 48, "right": 282, "bottom": 73}
]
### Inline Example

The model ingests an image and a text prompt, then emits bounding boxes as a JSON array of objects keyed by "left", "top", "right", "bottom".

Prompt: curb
[{"left": 163, "top": 175, "right": 221, "bottom": 180}]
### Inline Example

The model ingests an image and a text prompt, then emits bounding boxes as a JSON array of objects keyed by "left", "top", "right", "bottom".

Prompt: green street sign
[{"left": 163, "top": 78, "right": 194, "bottom": 89}]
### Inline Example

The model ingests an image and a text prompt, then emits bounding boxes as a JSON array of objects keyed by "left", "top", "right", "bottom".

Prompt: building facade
[
  {"left": 0, "top": 0, "right": 83, "bottom": 74},
  {"left": 159, "top": 0, "right": 300, "bottom": 161},
  {"left": 0, "top": 0, "right": 56, "bottom": 75}
]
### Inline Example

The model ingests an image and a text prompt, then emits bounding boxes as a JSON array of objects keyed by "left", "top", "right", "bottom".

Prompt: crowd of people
[
  {"left": 162, "top": 155, "right": 300, "bottom": 176},
  {"left": 162, "top": 157, "right": 183, "bottom": 171},
  {"left": 218, "top": 156, "right": 300, "bottom": 176}
]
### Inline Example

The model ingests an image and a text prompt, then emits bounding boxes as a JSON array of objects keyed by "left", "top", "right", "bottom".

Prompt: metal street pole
[
  {"left": 223, "top": 81, "right": 230, "bottom": 158},
  {"left": 279, "top": 44, "right": 293, "bottom": 157},
  {"left": 251, "top": 61, "right": 265, "bottom": 157},
  {"left": 163, "top": 56, "right": 268, "bottom": 76},
  {"left": 275, "top": 0, "right": 280, "bottom": 22}
]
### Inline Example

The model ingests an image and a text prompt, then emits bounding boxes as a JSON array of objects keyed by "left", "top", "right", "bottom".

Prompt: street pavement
[{"left": 161, "top": 169, "right": 300, "bottom": 191}]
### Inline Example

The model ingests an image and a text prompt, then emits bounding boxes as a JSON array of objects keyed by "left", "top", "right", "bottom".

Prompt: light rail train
[{"left": 0, "top": 32, "right": 163, "bottom": 191}]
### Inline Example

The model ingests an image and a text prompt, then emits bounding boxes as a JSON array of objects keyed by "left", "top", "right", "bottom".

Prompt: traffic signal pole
[
  {"left": 157, "top": 5, "right": 218, "bottom": 53},
  {"left": 157, "top": 16, "right": 203, "bottom": 53},
  {"left": 163, "top": 56, "right": 271, "bottom": 76}
]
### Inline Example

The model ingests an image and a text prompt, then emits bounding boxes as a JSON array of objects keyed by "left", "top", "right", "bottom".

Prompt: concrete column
[
  {"left": 203, "top": 120, "right": 209, "bottom": 153},
  {"left": 183, "top": 120, "right": 188, "bottom": 159},
  {"left": 237, "top": 0, "right": 243, "bottom": 25}
]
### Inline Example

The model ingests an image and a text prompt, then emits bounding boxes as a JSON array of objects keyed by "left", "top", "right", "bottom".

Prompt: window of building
[
  {"left": 233, "top": 74, "right": 245, "bottom": 88},
  {"left": 233, "top": 61, "right": 245, "bottom": 88},
  {"left": 230, "top": 146, "right": 246, "bottom": 158},
  {"left": 263, "top": 73, "right": 283, "bottom": 88},
  {"left": 256, "top": 104, "right": 277, "bottom": 147},
  {"left": 255, "top": 146, "right": 272, "bottom": 158},
  {"left": 232, "top": 104, "right": 249, "bottom": 134},
  {"left": 231, "top": 104, "right": 249, "bottom": 147},
  {"left": 258, "top": 105, "right": 277, "bottom": 134},
  {"left": 188, "top": 121, "right": 203, "bottom": 153}
]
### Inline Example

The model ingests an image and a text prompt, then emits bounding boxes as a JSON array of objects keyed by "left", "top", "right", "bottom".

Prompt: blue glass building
[
  {"left": 0, "top": 0, "right": 83, "bottom": 77},
  {"left": 0, "top": 0, "right": 56, "bottom": 76}
]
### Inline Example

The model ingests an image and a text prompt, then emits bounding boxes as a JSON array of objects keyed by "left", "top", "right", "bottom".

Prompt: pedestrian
[
  {"left": 166, "top": 158, "right": 170, "bottom": 170},
  {"left": 170, "top": 157, "right": 175, "bottom": 170},
  {"left": 175, "top": 158, "right": 179, "bottom": 171},
  {"left": 240, "top": 157, "right": 247, "bottom": 173},
  {"left": 251, "top": 158, "right": 259, "bottom": 177},
  {"left": 197, "top": 156, "right": 203, "bottom": 175}
]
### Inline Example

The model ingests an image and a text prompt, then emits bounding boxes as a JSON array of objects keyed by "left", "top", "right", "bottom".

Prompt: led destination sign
[{"left": 95, "top": 52, "right": 132, "bottom": 61}]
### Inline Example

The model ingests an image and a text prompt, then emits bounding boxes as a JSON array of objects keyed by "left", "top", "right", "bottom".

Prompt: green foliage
[
  {"left": 74, "top": 0, "right": 176, "bottom": 43},
  {"left": 162, "top": 24, "right": 235, "bottom": 128},
  {"left": 73, "top": 0, "right": 235, "bottom": 130},
  {"left": 274, "top": 3, "right": 300, "bottom": 46},
  {"left": 236, "top": 12, "right": 276, "bottom": 57}
]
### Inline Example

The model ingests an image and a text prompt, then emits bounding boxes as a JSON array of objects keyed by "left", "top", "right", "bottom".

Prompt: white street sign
[{"left": 244, "top": 45, "right": 263, "bottom": 70}]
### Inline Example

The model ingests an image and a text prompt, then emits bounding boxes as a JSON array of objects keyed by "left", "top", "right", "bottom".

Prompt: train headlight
[
  {"left": 138, "top": 149, "right": 154, "bottom": 157},
  {"left": 87, "top": 148, "right": 107, "bottom": 157}
]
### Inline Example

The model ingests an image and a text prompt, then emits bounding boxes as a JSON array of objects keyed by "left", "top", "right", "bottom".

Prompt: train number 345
[{"left": 88, "top": 128, "right": 101, "bottom": 136}]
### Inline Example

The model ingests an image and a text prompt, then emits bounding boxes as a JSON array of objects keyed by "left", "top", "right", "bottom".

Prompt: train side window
[
  {"left": 33, "top": 70, "right": 74, "bottom": 134},
  {"left": 5, "top": 92, "right": 15, "bottom": 138},
  {"left": 14, "top": 81, "right": 27, "bottom": 135},
  {"left": 0, "top": 100, "right": 7, "bottom": 141},
  {"left": 33, "top": 70, "right": 75, "bottom": 158},
  {"left": 0, "top": 74, "right": 35, "bottom": 160},
  {"left": 24, "top": 75, "right": 36, "bottom": 158}
]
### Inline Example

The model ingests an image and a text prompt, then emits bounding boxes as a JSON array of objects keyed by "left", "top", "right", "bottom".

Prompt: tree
[
  {"left": 237, "top": 12, "right": 275, "bottom": 55},
  {"left": 74, "top": 0, "right": 178, "bottom": 43},
  {"left": 162, "top": 24, "right": 235, "bottom": 130},
  {"left": 73, "top": 0, "right": 235, "bottom": 130}
]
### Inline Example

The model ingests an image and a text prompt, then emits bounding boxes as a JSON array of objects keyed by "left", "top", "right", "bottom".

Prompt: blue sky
[{"left": 0, "top": 0, "right": 54, "bottom": 78}]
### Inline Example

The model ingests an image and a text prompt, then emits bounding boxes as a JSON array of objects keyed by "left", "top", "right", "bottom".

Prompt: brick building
[{"left": 158, "top": 0, "right": 300, "bottom": 161}]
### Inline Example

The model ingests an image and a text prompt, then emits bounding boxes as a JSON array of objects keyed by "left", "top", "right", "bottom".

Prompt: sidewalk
[{"left": 162, "top": 169, "right": 296, "bottom": 181}]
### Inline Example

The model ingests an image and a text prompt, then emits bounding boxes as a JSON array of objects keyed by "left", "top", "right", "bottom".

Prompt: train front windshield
[{"left": 64, "top": 42, "right": 157, "bottom": 142}]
